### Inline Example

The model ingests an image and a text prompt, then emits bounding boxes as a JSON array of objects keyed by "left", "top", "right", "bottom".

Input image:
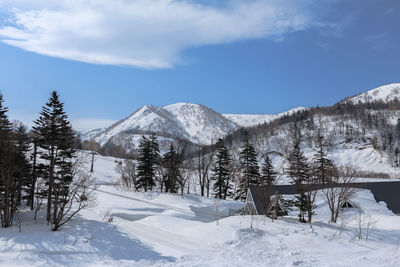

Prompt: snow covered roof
[{"left": 247, "top": 182, "right": 400, "bottom": 215}]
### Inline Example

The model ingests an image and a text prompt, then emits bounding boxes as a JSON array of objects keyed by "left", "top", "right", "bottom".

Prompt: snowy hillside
[
  {"left": 79, "top": 128, "right": 106, "bottom": 140},
  {"left": 94, "top": 105, "right": 188, "bottom": 147},
  {"left": 83, "top": 84, "right": 400, "bottom": 176},
  {"left": 90, "top": 102, "right": 307, "bottom": 152},
  {"left": 224, "top": 107, "right": 306, "bottom": 128},
  {"left": 93, "top": 103, "right": 238, "bottom": 148},
  {"left": 1, "top": 152, "right": 400, "bottom": 267},
  {"left": 163, "top": 103, "right": 238, "bottom": 144},
  {"left": 344, "top": 83, "right": 400, "bottom": 104}
]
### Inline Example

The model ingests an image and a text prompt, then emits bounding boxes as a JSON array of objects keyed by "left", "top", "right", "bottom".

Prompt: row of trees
[
  {"left": 211, "top": 137, "right": 277, "bottom": 201},
  {"left": 116, "top": 135, "right": 186, "bottom": 194},
  {"left": 116, "top": 133, "right": 277, "bottom": 202},
  {"left": 0, "top": 92, "right": 91, "bottom": 231}
]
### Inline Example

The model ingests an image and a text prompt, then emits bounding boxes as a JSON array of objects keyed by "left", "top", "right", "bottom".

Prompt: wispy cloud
[{"left": 0, "top": 0, "right": 321, "bottom": 68}]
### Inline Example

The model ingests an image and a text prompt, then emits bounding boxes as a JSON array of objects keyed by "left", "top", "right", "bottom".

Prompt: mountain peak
[
  {"left": 91, "top": 102, "right": 309, "bottom": 151},
  {"left": 344, "top": 83, "right": 400, "bottom": 104}
]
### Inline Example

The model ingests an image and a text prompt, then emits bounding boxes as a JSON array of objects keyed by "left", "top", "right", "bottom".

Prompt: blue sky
[{"left": 0, "top": 0, "right": 399, "bottom": 129}]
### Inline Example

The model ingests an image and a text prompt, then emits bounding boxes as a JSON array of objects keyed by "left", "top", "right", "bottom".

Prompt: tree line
[{"left": 116, "top": 131, "right": 277, "bottom": 201}]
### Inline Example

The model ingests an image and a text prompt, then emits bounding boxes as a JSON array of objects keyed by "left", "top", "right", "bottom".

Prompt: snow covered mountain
[
  {"left": 86, "top": 83, "right": 400, "bottom": 154},
  {"left": 93, "top": 103, "right": 239, "bottom": 151},
  {"left": 91, "top": 102, "right": 305, "bottom": 152},
  {"left": 163, "top": 103, "right": 238, "bottom": 144},
  {"left": 343, "top": 83, "right": 400, "bottom": 104},
  {"left": 220, "top": 83, "right": 400, "bottom": 178}
]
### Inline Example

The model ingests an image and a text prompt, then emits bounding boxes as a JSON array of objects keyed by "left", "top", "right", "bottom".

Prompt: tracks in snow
[{"left": 93, "top": 187, "right": 218, "bottom": 257}]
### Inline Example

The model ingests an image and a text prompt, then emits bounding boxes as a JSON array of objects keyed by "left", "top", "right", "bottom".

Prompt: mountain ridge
[
  {"left": 342, "top": 83, "right": 400, "bottom": 104},
  {"left": 86, "top": 83, "right": 400, "bottom": 152},
  {"left": 89, "top": 102, "right": 304, "bottom": 151}
]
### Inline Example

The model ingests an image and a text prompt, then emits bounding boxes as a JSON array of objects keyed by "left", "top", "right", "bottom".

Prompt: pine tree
[
  {"left": 261, "top": 155, "right": 276, "bottom": 186},
  {"left": 136, "top": 135, "right": 160, "bottom": 191},
  {"left": 211, "top": 139, "right": 232, "bottom": 199},
  {"left": 162, "top": 144, "right": 181, "bottom": 193},
  {"left": 313, "top": 133, "right": 333, "bottom": 184},
  {"left": 287, "top": 141, "right": 309, "bottom": 223},
  {"left": 28, "top": 131, "right": 40, "bottom": 210},
  {"left": 33, "top": 91, "right": 77, "bottom": 228},
  {"left": 0, "top": 94, "right": 20, "bottom": 227},
  {"left": 236, "top": 137, "right": 260, "bottom": 201},
  {"left": 287, "top": 141, "right": 308, "bottom": 185},
  {"left": 51, "top": 120, "right": 76, "bottom": 230},
  {"left": 13, "top": 123, "right": 31, "bottom": 206},
  {"left": 0, "top": 94, "right": 12, "bottom": 138}
]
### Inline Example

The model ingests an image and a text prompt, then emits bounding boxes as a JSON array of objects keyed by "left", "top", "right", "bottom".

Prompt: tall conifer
[
  {"left": 313, "top": 133, "right": 333, "bottom": 184},
  {"left": 0, "top": 94, "right": 19, "bottom": 227},
  {"left": 136, "top": 134, "right": 160, "bottom": 191},
  {"left": 236, "top": 136, "right": 260, "bottom": 201},
  {"left": 163, "top": 144, "right": 181, "bottom": 193},
  {"left": 211, "top": 139, "right": 232, "bottom": 199},
  {"left": 33, "top": 91, "right": 76, "bottom": 226},
  {"left": 287, "top": 141, "right": 309, "bottom": 222},
  {"left": 261, "top": 155, "right": 276, "bottom": 186}
]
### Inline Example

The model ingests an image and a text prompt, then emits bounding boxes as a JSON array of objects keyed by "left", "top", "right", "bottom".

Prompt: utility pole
[{"left": 90, "top": 150, "right": 95, "bottom": 173}]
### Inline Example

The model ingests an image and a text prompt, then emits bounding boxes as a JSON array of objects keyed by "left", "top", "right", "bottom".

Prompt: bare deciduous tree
[
  {"left": 50, "top": 155, "right": 95, "bottom": 231},
  {"left": 322, "top": 165, "right": 359, "bottom": 223},
  {"left": 196, "top": 147, "right": 214, "bottom": 197},
  {"left": 364, "top": 214, "right": 377, "bottom": 241},
  {"left": 115, "top": 160, "right": 137, "bottom": 191},
  {"left": 179, "top": 159, "right": 193, "bottom": 195}
]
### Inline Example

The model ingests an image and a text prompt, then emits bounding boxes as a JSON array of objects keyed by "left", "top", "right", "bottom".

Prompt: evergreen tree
[
  {"left": 211, "top": 139, "right": 232, "bottom": 199},
  {"left": 287, "top": 141, "right": 309, "bottom": 222},
  {"left": 13, "top": 123, "right": 31, "bottom": 206},
  {"left": 287, "top": 141, "right": 308, "bottom": 185},
  {"left": 313, "top": 133, "right": 333, "bottom": 184},
  {"left": 136, "top": 135, "right": 160, "bottom": 191},
  {"left": 0, "top": 94, "right": 20, "bottom": 227},
  {"left": 33, "top": 91, "right": 77, "bottom": 227},
  {"left": 236, "top": 137, "right": 260, "bottom": 201},
  {"left": 261, "top": 155, "right": 276, "bottom": 186},
  {"left": 0, "top": 94, "right": 12, "bottom": 138},
  {"left": 162, "top": 144, "right": 181, "bottom": 193},
  {"left": 28, "top": 131, "right": 40, "bottom": 210}
]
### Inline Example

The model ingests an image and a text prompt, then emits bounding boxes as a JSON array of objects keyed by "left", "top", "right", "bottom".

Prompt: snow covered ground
[{"left": 1, "top": 152, "right": 400, "bottom": 266}]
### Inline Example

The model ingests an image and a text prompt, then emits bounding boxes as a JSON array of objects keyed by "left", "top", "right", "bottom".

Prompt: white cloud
[{"left": 0, "top": 0, "right": 318, "bottom": 68}]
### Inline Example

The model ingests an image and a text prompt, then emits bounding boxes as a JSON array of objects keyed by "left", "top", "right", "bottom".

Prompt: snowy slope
[
  {"left": 224, "top": 107, "right": 306, "bottom": 127},
  {"left": 1, "top": 151, "right": 399, "bottom": 266},
  {"left": 94, "top": 105, "right": 187, "bottom": 146},
  {"left": 91, "top": 102, "right": 305, "bottom": 151},
  {"left": 92, "top": 103, "right": 239, "bottom": 149},
  {"left": 78, "top": 128, "right": 106, "bottom": 140},
  {"left": 163, "top": 103, "right": 238, "bottom": 144},
  {"left": 344, "top": 83, "right": 400, "bottom": 104},
  {"left": 2, "top": 181, "right": 400, "bottom": 266}
]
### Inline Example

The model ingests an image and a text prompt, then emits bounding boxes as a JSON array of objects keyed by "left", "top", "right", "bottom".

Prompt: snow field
[{"left": 1, "top": 151, "right": 400, "bottom": 266}]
